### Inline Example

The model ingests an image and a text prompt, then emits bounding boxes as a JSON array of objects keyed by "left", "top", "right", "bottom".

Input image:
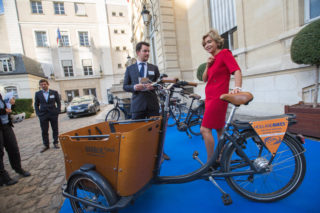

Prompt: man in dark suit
[
  {"left": 123, "top": 41, "right": 170, "bottom": 160},
  {"left": 123, "top": 41, "right": 160, "bottom": 119},
  {"left": 0, "top": 93, "right": 30, "bottom": 186},
  {"left": 34, "top": 79, "right": 61, "bottom": 153}
]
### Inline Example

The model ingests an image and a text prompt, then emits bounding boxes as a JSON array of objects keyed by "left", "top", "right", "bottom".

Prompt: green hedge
[
  {"left": 197, "top": 63, "right": 207, "bottom": 81},
  {"left": 291, "top": 19, "right": 320, "bottom": 65},
  {"left": 13, "top": 99, "right": 34, "bottom": 119}
]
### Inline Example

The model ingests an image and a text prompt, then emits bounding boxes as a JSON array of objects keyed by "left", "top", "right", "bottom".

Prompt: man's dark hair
[
  {"left": 39, "top": 79, "right": 49, "bottom": 84},
  {"left": 136, "top": 41, "right": 150, "bottom": 52}
]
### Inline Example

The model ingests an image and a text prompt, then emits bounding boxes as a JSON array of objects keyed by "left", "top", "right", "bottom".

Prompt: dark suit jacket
[
  {"left": 34, "top": 90, "right": 61, "bottom": 118},
  {"left": 123, "top": 62, "right": 160, "bottom": 113}
]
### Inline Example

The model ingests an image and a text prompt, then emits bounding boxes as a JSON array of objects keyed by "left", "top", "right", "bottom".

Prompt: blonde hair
[{"left": 202, "top": 29, "right": 224, "bottom": 49}]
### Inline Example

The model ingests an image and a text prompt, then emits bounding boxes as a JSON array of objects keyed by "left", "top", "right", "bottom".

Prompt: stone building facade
[
  {"left": 129, "top": 0, "right": 320, "bottom": 115},
  {"left": 0, "top": 0, "right": 132, "bottom": 103}
]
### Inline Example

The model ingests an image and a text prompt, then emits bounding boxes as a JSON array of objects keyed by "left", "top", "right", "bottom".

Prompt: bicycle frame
[{"left": 153, "top": 85, "right": 262, "bottom": 184}]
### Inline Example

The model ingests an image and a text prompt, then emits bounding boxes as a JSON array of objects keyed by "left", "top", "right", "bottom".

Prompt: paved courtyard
[{"left": 0, "top": 105, "right": 112, "bottom": 213}]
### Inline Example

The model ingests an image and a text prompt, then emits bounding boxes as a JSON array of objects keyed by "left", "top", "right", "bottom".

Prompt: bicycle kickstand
[
  {"left": 185, "top": 130, "right": 192, "bottom": 139},
  {"left": 192, "top": 151, "right": 233, "bottom": 206}
]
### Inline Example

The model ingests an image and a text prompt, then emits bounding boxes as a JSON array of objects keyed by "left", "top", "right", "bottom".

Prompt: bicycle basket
[{"left": 59, "top": 117, "right": 161, "bottom": 196}]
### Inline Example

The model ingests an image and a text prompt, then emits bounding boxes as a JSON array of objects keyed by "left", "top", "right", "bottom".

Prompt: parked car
[
  {"left": 60, "top": 100, "right": 67, "bottom": 113},
  {"left": 67, "top": 95, "right": 100, "bottom": 118}
]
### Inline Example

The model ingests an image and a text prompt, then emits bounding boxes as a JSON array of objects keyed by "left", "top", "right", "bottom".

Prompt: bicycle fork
[{"left": 192, "top": 152, "right": 232, "bottom": 205}]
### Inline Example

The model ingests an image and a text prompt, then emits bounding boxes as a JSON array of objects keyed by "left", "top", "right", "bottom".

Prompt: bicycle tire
[
  {"left": 188, "top": 110, "right": 203, "bottom": 136},
  {"left": 168, "top": 104, "right": 181, "bottom": 127},
  {"left": 105, "top": 108, "right": 120, "bottom": 121},
  {"left": 222, "top": 130, "right": 306, "bottom": 202},
  {"left": 68, "top": 174, "right": 118, "bottom": 213}
]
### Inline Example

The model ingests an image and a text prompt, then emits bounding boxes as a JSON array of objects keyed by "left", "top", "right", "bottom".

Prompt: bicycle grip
[
  {"left": 162, "top": 77, "right": 178, "bottom": 83},
  {"left": 187, "top": 82, "right": 198, "bottom": 87}
]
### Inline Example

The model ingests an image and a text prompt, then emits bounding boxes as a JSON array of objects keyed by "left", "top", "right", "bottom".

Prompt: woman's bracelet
[{"left": 234, "top": 87, "right": 242, "bottom": 91}]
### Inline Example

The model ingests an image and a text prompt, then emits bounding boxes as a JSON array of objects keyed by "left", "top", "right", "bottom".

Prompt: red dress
[{"left": 201, "top": 49, "right": 240, "bottom": 129}]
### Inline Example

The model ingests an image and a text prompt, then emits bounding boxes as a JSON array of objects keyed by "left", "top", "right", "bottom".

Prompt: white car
[{"left": 60, "top": 100, "right": 67, "bottom": 113}]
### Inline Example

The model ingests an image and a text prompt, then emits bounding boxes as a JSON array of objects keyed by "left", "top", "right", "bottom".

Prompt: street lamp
[{"left": 141, "top": 5, "right": 151, "bottom": 26}]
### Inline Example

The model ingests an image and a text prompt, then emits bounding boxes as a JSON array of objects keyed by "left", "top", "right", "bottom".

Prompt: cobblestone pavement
[{"left": 0, "top": 105, "right": 113, "bottom": 213}]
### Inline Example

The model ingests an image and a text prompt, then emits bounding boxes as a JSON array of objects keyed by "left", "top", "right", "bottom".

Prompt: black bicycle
[
  {"left": 61, "top": 77, "right": 306, "bottom": 212},
  {"left": 167, "top": 86, "right": 204, "bottom": 137},
  {"left": 105, "top": 97, "right": 131, "bottom": 121}
]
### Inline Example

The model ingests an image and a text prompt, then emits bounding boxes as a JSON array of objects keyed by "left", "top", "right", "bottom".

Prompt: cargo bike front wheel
[{"left": 68, "top": 173, "right": 118, "bottom": 213}]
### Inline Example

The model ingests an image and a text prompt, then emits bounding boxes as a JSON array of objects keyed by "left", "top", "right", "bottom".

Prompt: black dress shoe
[
  {"left": 163, "top": 153, "right": 170, "bottom": 160},
  {"left": 40, "top": 146, "right": 49, "bottom": 153},
  {"left": 0, "top": 172, "right": 18, "bottom": 186},
  {"left": 15, "top": 169, "right": 31, "bottom": 177},
  {"left": 53, "top": 144, "right": 60, "bottom": 149}
]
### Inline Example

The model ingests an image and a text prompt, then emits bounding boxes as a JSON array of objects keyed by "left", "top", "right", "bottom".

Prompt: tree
[{"left": 291, "top": 19, "right": 320, "bottom": 108}]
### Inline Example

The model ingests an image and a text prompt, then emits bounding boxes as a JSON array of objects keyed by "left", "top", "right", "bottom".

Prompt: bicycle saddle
[
  {"left": 189, "top": 94, "right": 201, "bottom": 100},
  {"left": 220, "top": 92, "right": 253, "bottom": 106}
]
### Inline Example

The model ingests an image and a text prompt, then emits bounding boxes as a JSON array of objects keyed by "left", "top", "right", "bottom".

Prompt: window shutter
[{"left": 210, "top": 0, "right": 237, "bottom": 34}]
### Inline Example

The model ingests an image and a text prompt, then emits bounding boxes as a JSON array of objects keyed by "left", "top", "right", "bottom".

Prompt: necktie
[{"left": 139, "top": 63, "right": 145, "bottom": 77}]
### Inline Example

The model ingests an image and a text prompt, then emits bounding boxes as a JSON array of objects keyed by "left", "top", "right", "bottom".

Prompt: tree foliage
[{"left": 291, "top": 19, "right": 320, "bottom": 65}]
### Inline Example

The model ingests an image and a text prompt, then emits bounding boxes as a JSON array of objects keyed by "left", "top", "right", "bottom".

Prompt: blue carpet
[{"left": 60, "top": 126, "right": 320, "bottom": 213}]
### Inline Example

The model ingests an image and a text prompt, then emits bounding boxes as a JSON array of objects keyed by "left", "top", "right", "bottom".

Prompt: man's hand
[
  {"left": 9, "top": 97, "right": 15, "bottom": 105},
  {"left": 5, "top": 108, "right": 12, "bottom": 114},
  {"left": 145, "top": 83, "right": 154, "bottom": 90},
  {"left": 134, "top": 84, "right": 145, "bottom": 91}
]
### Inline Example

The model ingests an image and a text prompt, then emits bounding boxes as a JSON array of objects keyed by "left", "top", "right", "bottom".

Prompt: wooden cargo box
[{"left": 59, "top": 118, "right": 161, "bottom": 196}]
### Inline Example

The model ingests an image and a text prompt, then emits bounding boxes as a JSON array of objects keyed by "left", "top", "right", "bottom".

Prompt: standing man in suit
[
  {"left": 123, "top": 41, "right": 170, "bottom": 160},
  {"left": 123, "top": 41, "right": 160, "bottom": 119},
  {"left": 34, "top": 79, "right": 61, "bottom": 153}
]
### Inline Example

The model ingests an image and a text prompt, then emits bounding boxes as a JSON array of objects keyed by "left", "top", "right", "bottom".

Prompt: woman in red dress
[{"left": 200, "top": 29, "right": 242, "bottom": 162}]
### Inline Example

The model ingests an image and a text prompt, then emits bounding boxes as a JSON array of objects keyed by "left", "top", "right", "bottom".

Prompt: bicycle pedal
[{"left": 222, "top": 194, "right": 232, "bottom": 205}]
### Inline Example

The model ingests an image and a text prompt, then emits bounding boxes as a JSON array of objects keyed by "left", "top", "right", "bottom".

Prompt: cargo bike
[{"left": 60, "top": 78, "right": 306, "bottom": 212}]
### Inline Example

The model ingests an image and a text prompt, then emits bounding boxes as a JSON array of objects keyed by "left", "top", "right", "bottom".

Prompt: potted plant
[{"left": 285, "top": 19, "right": 320, "bottom": 138}]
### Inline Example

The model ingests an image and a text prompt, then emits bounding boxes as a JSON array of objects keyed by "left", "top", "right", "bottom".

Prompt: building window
[
  {"left": 209, "top": 0, "right": 238, "bottom": 50},
  {"left": 121, "top": 30, "right": 125, "bottom": 34},
  {"left": 31, "top": 1, "right": 43, "bottom": 14},
  {"left": 35, "top": 31, "right": 48, "bottom": 47},
  {"left": 62, "top": 60, "right": 74, "bottom": 77},
  {"left": 83, "top": 88, "right": 96, "bottom": 97},
  {"left": 82, "top": 59, "right": 93, "bottom": 76},
  {"left": 5, "top": 86, "right": 19, "bottom": 99},
  {"left": 0, "top": 58, "right": 14, "bottom": 72},
  {"left": 66, "top": 90, "right": 79, "bottom": 102},
  {"left": 79, "top": 31, "right": 89, "bottom": 46},
  {"left": 75, "top": 3, "right": 86, "bottom": 16},
  {"left": 115, "top": 46, "right": 120, "bottom": 51},
  {"left": 123, "top": 46, "right": 127, "bottom": 51},
  {"left": 58, "top": 31, "right": 70, "bottom": 47},
  {"left": 118, "top": 64, "right": 122, "bottom": 68},
  {"left": 61, "top": 35, "right": 70, "bottom": 47},
  {"left": 114, "top": 29, "right": 118, "bottom": 34},
  {"left": 221, "top": 27, "right": 238, "bottom": 50},
  {"left": 112, "top": 12, "right": 116, "bottom": 16},
  {"left": 305, "top": 0, "right": 320, "bottom": 23},
  {"left": 54, "top": 2, "right": 65, "bottom": 15},
  {"left": 119, "top": 12, "right": 123, "bottom": 16}
]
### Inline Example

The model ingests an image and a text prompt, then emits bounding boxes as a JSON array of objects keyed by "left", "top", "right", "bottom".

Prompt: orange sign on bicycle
[{"left": 250, "top": 117, "right": 289, "bottom": 155}]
